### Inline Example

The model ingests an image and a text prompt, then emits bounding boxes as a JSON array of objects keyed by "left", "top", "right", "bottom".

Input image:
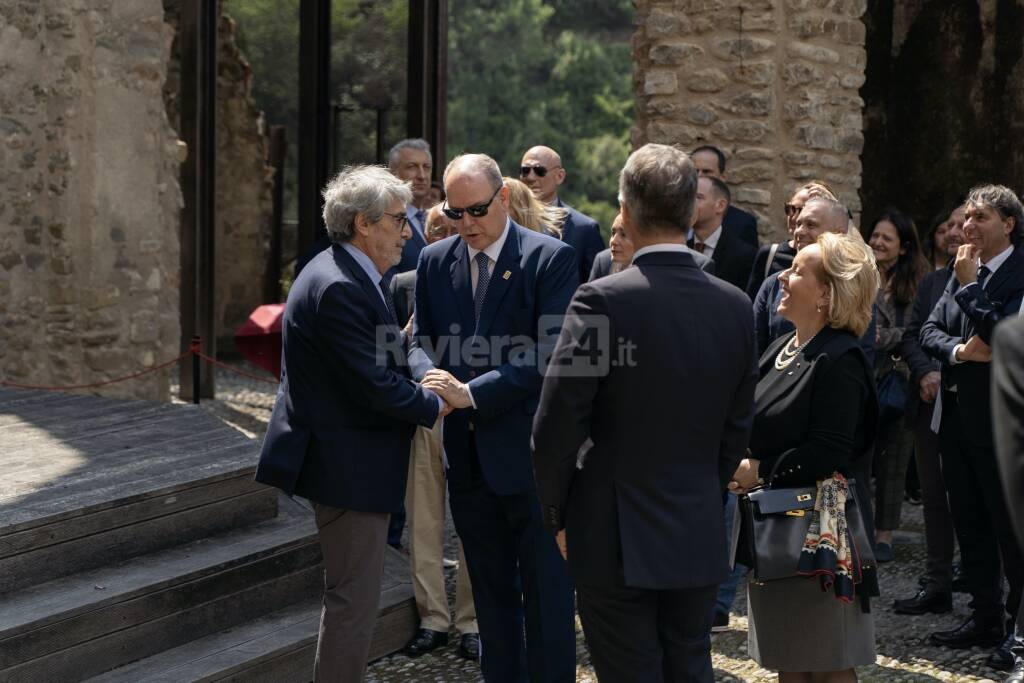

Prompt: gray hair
[
  {"left": 618, "top": 143, "right": 697, "bottom": 234},
  {"left": 443, "top": 153, "right": 504, "bottom": 191},
  {"left": 387, "top": 138, "right": 432, "bottom": 170},
  {"left": 966, "top": 184, "right": 1024, "bottom": 244},
  {"left": 322, "top": 165, "right": 413, "bottom": 243},
  {"left": 802, "top": 195, "right": 850, "bottom": 233}
]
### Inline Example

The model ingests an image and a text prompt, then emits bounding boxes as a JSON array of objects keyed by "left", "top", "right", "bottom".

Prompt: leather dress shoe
[
  {"left": 458, "top": 632, "right": 481, "bottom": 660},
  {"left": 1004, "top": 659, "right": 1024, "bottom": 683},
  {"left": 930, "top": 617, "right": 1004, "bottom": 649},
  {"left": 893, "top": 587, "right": 952, "bottom": 615},
  {"left": 402, "top": 628, "right": 449, "bottom": 657},
  {"left": 987, "top": 632, "right": 1018, "bottom": 671}
]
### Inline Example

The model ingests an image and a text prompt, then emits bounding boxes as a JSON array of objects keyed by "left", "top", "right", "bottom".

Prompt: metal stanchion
[{"left": 191, "top": 335, "right": 201, "bottom": 405}]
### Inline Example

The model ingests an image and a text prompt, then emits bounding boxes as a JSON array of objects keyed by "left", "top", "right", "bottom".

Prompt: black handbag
[
  {"left": 877, "top": 357, "right": 908, "bottom": 424},
  {"left": 731, "top": 475, "right": 877, "bottom": 587}
]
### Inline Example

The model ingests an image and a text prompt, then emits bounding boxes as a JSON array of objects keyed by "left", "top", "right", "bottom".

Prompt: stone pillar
[
  {"left": 632, "top": 0, "right": 868, "bottom": 239},
  {"left": 0, "top": 0, "right": 183, "bottom": 400}
]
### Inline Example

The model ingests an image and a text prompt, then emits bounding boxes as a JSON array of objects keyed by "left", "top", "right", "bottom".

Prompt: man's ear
[
  {"left": 353, "top": 212, "right": 372, "bottom": 237},
  {"left": 555, "top": 167, "right": 566, "bottom": 187}
]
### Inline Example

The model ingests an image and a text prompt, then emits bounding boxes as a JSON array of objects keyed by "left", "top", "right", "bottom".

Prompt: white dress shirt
[
  {"left": 950, "top": 244, "right": 1016, "bottom": 364},
  {"left": 688, "top": 225, "right": 722, "bottom": 258},
  {"left": 468, "top": 218, "right": 511, "bottom": 294}
]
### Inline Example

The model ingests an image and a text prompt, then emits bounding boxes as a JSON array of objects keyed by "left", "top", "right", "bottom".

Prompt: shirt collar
[
  {"left": 341, "top": 242, "right": 386, "bottom": 285},
  {"left": 980, "top": 244, "right": 1015, "bottom": 275},
  {"left": 632, "top": 243, "right": 692, "bottom": 263},
  {"left": 700, "top": 225, "right": 723, "bottom": 249},
  {"left": 467, "top": 218, "right": 511, "bottom": 263}
]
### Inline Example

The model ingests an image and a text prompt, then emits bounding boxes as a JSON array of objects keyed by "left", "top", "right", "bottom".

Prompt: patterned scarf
[{"left": 797, "top": 474, "right": 863, "bottom": 603}]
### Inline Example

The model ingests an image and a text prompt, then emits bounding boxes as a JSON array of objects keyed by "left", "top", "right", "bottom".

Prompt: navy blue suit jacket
[
  {"left": 255, "top": 244, "right": 439, "bottom": 513},
  {"left": 724, "top": 204, "right": 759, "bottom": 248},
  {"left": 557, "top": 198, "right": 605, "bottom": 284},
  {"left": 409, "top": 221, "right": 579, "bottom": 495}
]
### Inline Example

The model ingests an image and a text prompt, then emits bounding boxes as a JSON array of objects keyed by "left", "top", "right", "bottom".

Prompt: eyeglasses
[
  {"left": 442, "top": 185, "right": 502, "bottom": 220},
  {"left": 520, "top": 165, "right": 561, "bottom": 178},
  {"left": 383, "top": 211, "right": 409, "bottom": 229},
  {"left": 784, "top": 203, "right": 803, "bottom": 217}
]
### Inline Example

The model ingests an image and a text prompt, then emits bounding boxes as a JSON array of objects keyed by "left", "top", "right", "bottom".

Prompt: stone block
[
  {"left": 85, "top": 349, "right": 130, "bottom": 373},
  {"left": 686, "top": 104, "right": 719, "bottom": 126},
  {"left": 710, "top": 37, "right": 775, "bottom": 61},
  {"left": 730, "top": 164, "right": 775, "bottom": 183},
  {"left": 820, "top": 155, "right": 843, "bottom": 169},
  {"left": 735, "top": 147, "right": 775, "bottom": 161},
  {"left": 644, "top": 71, "right": 678, "bottom": 95},
  {"left": 795, "top": 124, "right": 837, "bottom": 150},
  {"left": 649, "top": 41, "right": 703, "bottom": 66},
  {"left": 646, "top": 100, "right": 680, "bottom": 117},
  {"left": 837, "top": 128, "right": 864, "bottom": 153},
  {"left": 692, "top": 16, "right": 715, "bottom": 34},
  {"left": 782, "top": 62, "right": 823, "bottom": 86},
  {"left": 712, "top": 120, "right": 771, "bottom": 142},
  {"left": 731, "top": 61, "right": 776, "bottom": 86},
  {"left": 686, "top": 68, "right": 729, "bottom": 93},
  {"left": 786, "top": 41, "right": 840, "bottom": 64},
  {"left": 714, "top": 91, "right": 774, "bottom": 117},
  {"left": 841, "top": 72, "right": 866, "bottom": 89},
  {"left": 130, "top": 310, "right": 159, "bottom": 343},
  {"left": 734, "top": 187, "right": 773, "bottom": 205},
  {"left": 645, "top": 8, "right": 688, "bottom": 38},
  {"left": 646, "top": 122, "right": 699, "bottom": 146}
]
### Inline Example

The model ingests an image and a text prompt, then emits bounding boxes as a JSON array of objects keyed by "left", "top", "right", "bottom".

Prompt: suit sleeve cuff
[
  {"left": 466, "top": 384, "right": 477, "bottom": 410},
  {"left": 949, "top": 344, "right": 964, "bottom": 364}
]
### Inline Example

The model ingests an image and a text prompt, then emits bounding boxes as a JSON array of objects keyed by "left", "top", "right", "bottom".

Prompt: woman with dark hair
[{"left": 868, "top": 208, "right": 928, "bottom": 561}]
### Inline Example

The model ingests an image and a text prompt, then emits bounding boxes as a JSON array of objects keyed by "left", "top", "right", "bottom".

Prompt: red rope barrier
[{"left": 0, "top": 342, "right": 279, "bottom": 392}]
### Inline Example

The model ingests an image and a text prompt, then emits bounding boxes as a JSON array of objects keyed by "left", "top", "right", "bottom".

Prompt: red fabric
[{"left": 234, "top": 304, "right": 284, "bottom": 379}]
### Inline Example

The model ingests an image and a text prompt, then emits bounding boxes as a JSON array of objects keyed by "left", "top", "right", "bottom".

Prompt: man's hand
[
  {"left": 421, "top": 369, "right": 473, "bottom": 408},
  {"left": 957, "top": 334, "right": 993, "bottom": 363},
  {"left": 954, "top": 243, "right": 980, "bottom": 285},
  {"left": 438, "top": 398, "right": 454, "bottom": 418},
  {"left": 919, "top": 370, "right": 941, "bottom": 403},
  {"left": 730, "top": 458, "right": 761, "bottom": 494},
  {"left": 555, "top": 529, "right": 567, "bottom": 561},
  {"left": 402, "top": 312, "right": 414, "bottom": 338}
]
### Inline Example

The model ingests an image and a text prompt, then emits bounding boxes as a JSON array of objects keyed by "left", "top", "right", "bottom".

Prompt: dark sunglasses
[
  {"left": 520, "top": 164, "right": 560, "bottom": 178},
  {"left": 383, "top": 211, "right": 409, "bottom": 229},
  {"left": 784, "top": 203, "right": 803, "bottom": 217},
  {"left": 442, "top": 185, "right": 502, "bottom": 220}
]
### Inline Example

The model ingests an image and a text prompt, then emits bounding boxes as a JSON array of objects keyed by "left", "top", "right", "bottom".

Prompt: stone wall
[
  {"left": 0, "top": 0, "right": 183, "bottom": 400},
  {"left": 632, "top": 0, "right": 868, "bottom": 240},
  {"left": 164, "top": 1, "right": 274, "bottom": 349}
]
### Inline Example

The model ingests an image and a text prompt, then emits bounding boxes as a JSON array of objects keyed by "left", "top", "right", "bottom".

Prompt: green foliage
[{"left": 228, "top": 0, "right": 635, "bottom": 237}]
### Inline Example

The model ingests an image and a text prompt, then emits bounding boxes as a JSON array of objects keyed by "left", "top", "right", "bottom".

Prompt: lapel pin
[{"left": 503, "top": 270, "right": 511, "bottom": 280}]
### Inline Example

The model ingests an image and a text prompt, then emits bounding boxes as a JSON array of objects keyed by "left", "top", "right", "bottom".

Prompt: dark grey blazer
[
  {"left": 588, "top": 246, "right": 716, "bottom": 282},
  {"left": 993, "top": 315, "right": 1024, "bottom": 548}
]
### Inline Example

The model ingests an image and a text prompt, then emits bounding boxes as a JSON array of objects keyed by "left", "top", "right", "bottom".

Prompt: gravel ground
[{"left": 193, "top": 364, "right": 1012, "bottom": 683}]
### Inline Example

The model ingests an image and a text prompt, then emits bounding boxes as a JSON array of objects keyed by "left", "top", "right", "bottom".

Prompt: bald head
[{"left": 520, "top": 145, "right": 566, "bottom": 203}]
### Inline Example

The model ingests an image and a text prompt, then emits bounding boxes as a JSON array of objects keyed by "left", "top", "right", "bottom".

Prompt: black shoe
[
  {"left": 1005, "top": 659, "right": 1024, "bottom": 683},
  {"left": 458, "top": 633, "right": 481, "bottom": 660},
  {"left": 711, "top": 611, "right": 729, "bottom": 633},
  {"left": 874, "top": 542, "right": 894, "bottom": 563},
  {"left": 893, "top": 588, "right": 953, "bottom": 615},
  {"left": 929, "top": 617, "right": 1004, "bottom": 649},
  {"left": 402, "top": 628, "right": 449, "bottom": 657},
  {"left": 952, "top": 563, "right": 969, "bottom": 593},
  {"left": 987, "top": 633, "right": 1017, "bottom": 672}
]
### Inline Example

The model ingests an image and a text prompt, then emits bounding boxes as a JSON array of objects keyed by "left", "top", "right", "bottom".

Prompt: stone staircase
[{"left": 0, "top": 388, "right": 415, "bottom": 682}]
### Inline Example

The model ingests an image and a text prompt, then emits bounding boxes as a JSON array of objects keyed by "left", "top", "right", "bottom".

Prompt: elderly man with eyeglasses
[
  {"left": 520, "top": 145, "right": 605, "bottom": 284},
  {"left": 408, "top": 153, "right": 579, "bottom": 683}
]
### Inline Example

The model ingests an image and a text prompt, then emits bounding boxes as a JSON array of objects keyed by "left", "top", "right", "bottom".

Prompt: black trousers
[
  {"left": 913, "top": 403, "right": 956, "bottom": 592},
  {"left": 577, "top": 582, "right": 717, "bottom": 683},
  {"left": 448, "top": 437, "right": 576, "bottom": 683},
  {"left": 940, "top": 393, "right": 1024, "bottom": 624}
]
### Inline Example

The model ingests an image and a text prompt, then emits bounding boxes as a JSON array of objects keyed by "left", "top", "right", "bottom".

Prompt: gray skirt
[{"left": 747, "top": 575, "right": 876, "bottom": 672}]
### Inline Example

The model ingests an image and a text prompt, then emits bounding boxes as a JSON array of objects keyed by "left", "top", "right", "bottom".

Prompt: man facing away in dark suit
[
  {"left": 532, "top": 143, "right": 758, "bottom": 683},
  {"left": 994, "top": 311, "right": 1024, "bottom": 683},
  {"left": 688, "top": 175, "right": 757, "bottom": 291},
  {"left": 520, "top": 145, "right": 606, "bottom": 283},
  {"left": 408, "top": 153, "right": 578, "bottom": 682},
  {"left": 390, "top": 138, "right": 435, "bottom": 274},
  {"left": 691, "top": 144, "right": 759, "bottom": 248},
  {"left": 254, "top": 165, "right": 447, "bottom": 682},
  {"left": 920, "top": 184, "right": 1024, "bottom": 662}
]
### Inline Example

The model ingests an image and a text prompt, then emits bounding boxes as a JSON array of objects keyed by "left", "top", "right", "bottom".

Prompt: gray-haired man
[
  {"left": 256, "top": 165, "right": 448, "bottom": 682},
  {"left": 390, "top": 138, "right": 434, "bottom": 273}
]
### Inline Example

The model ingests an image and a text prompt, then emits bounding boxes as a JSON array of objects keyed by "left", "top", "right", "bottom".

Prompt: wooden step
[
  {"left": 0, "top": 388, "right": 277, "bottom": 593},
  {"left": 0, "top": 498, "right": 322, "bottom": 683},
  {"left": 85, "top": 549, "right": 417, "bottom": 683}
]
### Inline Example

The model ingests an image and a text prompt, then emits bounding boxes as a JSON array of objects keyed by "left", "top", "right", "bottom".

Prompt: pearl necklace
[{"left": 774, "top": 330, "right": 820, "bottom": 371}]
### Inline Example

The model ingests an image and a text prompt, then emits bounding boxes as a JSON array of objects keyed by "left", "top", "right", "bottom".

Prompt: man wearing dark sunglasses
[
  {"left": 520, "top": 145, "right": 606, "bottom": 284},
  {"left": 409, "top": 153, "right": 579, "bottom": 682}
]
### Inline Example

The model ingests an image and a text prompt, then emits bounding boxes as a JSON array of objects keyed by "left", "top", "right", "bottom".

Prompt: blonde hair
[
  {"left": 817, "top": 232, "right": 880, "bottom": 338},
  {"left": 504, "top": 177, "right": 566, "bottom": 238}
]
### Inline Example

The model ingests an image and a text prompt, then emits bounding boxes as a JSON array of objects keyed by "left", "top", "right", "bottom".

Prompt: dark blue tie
[
  {"left": 977, "top": 264, "right": 991, "bottom": 289},
  {"left": 474, "top": 252, "right": 491, "bottom": 322},
  {"left": 379, "top": 277, "right": 397, "bottom": 323},
  {"left": 415, "top": 210, "right": 426, "bottom": 240}
]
